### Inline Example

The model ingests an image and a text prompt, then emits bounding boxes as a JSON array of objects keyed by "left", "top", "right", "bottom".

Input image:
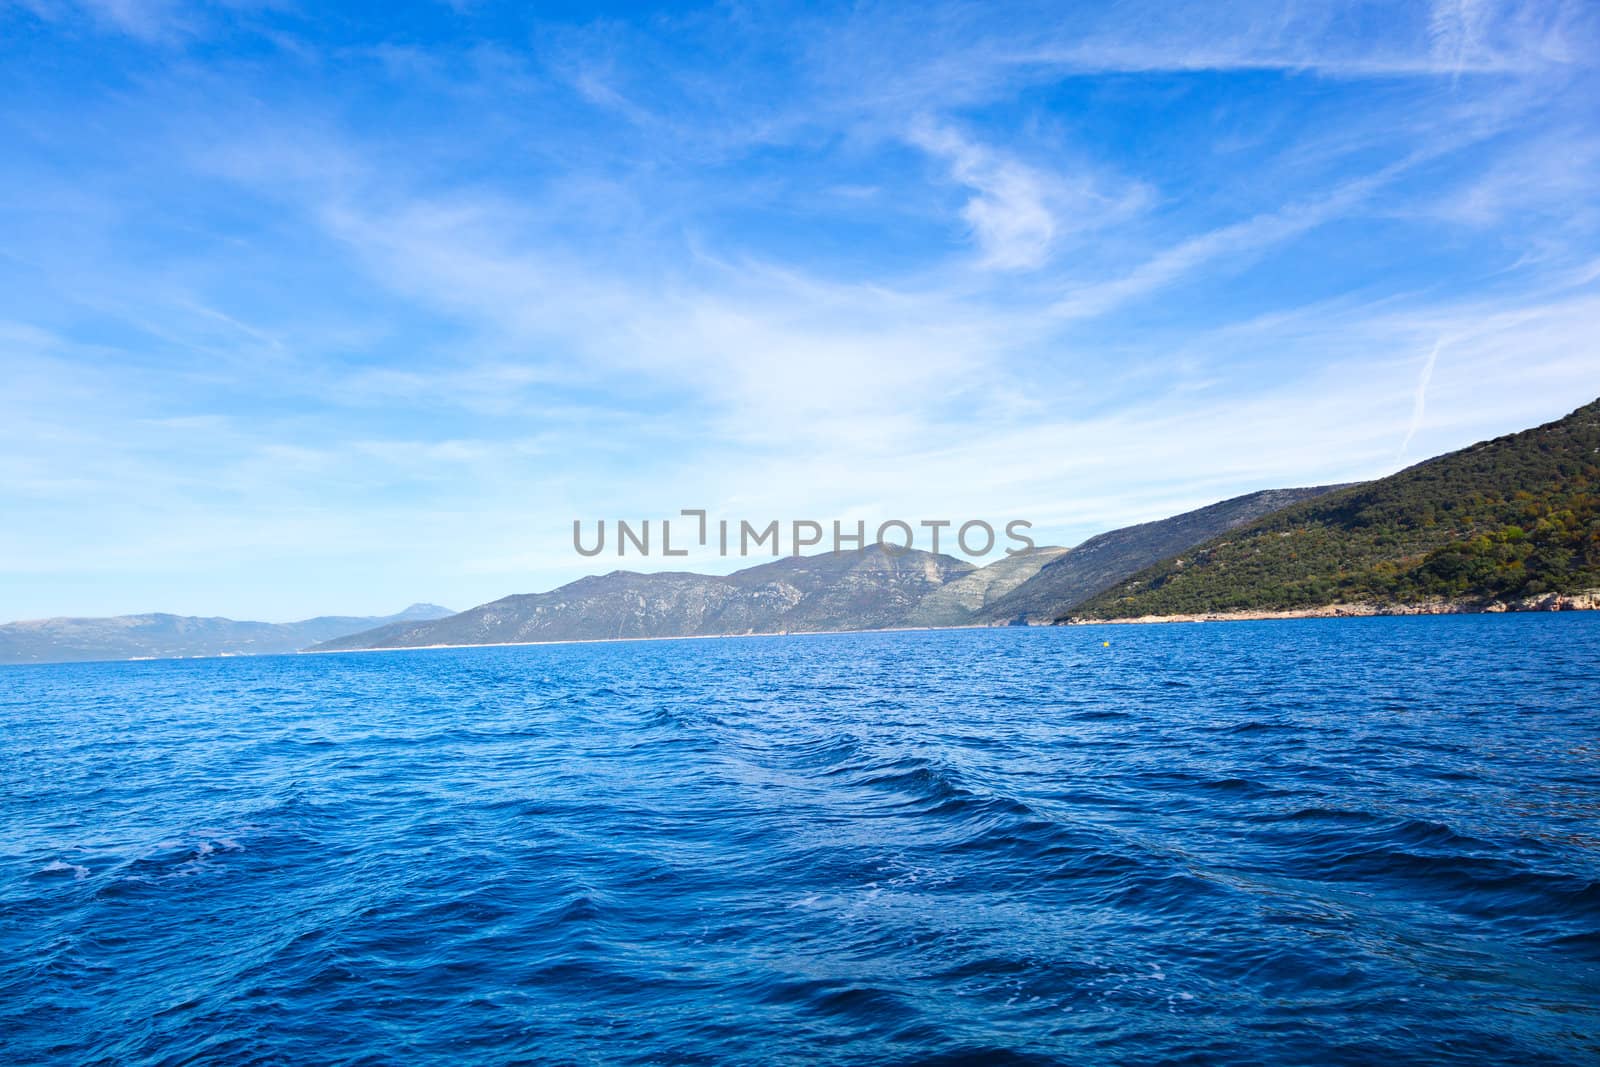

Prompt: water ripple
[{"left": 2, "top": 615, "right": 1598, "bottom": 1065}]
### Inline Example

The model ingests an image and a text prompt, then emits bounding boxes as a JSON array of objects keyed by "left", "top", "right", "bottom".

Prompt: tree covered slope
[
  {"left": 976, "top": 486, "right": 1347, "bottom": 623},
  {"left": 1070, "top": 399, "right": 1600, "bottom": 620}
]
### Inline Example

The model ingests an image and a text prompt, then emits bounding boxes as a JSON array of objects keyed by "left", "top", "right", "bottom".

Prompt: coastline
[
  {"left": 1064, "top": 589, "right": 1600, "bottom": 626},
  {"left": 298, "top": 623, "right": 995, "bottom": 657},
  {"left": 12, "top": 595, "right": 1600, "bottom": 664}
]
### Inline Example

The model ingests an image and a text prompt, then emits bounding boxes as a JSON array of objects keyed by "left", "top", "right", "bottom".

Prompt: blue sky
[{"left": 2, "top": 0, "right": 1598, "bottom": 622}]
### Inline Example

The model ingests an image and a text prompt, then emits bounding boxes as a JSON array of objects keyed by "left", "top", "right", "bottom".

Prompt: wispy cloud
[
  {"left": 908, "top": 119, "right": 1146, "bottom": 271},
  {"left": 11, "top": 0, "right": 199, "bottom": 42},
  {"left": 1402, "top": 338, "right": 1443, "bottom": 455},
  {"left": 1048, "top": 162, "right": 1401, "bottom": 321},
  {"left": 909, "top": 122, "right": 1055, "bottom": 271}
]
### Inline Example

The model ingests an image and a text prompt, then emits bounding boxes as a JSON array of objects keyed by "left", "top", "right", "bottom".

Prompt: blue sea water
[{"left": 2, "top": 615, "right": 1598, "bottom": 1066}]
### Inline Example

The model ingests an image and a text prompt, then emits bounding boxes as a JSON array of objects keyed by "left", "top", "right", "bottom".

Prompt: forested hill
[
  {"left": 972, "top": 486, "right": 1346, "bottom": 623},
  {"left": 1070, "top": 399, "right": 1600, "bottom": 620}
]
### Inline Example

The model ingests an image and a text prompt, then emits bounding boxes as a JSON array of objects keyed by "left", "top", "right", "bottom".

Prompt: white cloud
[
  {"left": 910, "top": 122, "right": 1057, "bottom": 270},
  {"left": 1047, "top": 166, "right": 1393, "bottom": 322},
  {"left": 803, "top": 0, "right": 1596, "bottom": 119},
  {"left": 11, "top": 0, "right": 197, "bottom": 42},
  {"left": 1401, "top": 338, "right": 1442, "bottom": 456},
  {"left": 909, "top": 120, "right": 1146, "bottom": 272}
]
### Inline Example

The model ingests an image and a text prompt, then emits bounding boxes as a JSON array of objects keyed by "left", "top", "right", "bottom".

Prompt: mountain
[
  {"left": 972, "top": 487, "right": 1350, "bottom": 624},
  {"left": 0, "top": 604, "right": 454, "bottom": 665},
  {"left": 903, "top": 546, "right": 1072, "bottom": 627},
  {"left": 21, "top": 402, "right": 1595, "bottom": 660},
  {"left": 1070, "top": 399, "right": 1600, "bottom": 620},
  {"left": 312, "top": 547, "right": 973, "bottom": 650},
  {"left": 317, "top": 489, "right": 1358, "bottom": 651}
]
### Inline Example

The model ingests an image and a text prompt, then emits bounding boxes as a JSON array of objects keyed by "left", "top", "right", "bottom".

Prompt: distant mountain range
[
  {"left": 1071, "top": 398, "right": 1600, "bottom": 621},
  {"left": 9, "top": 399, "right": 1596, "bottom": 664},
  {"left": 0, "top": 604, "right": 454, "bottom": 665},
  {"left": 311, "top": 547, "right": 976, "bottom": 649},
  {"left": 311, "top": 486, "right": 1347, "bottom": 651}
]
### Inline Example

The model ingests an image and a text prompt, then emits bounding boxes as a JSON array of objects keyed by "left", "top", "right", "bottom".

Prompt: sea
[{"left": 2, "top": 614, "right": 1597, "bottom": 1065}]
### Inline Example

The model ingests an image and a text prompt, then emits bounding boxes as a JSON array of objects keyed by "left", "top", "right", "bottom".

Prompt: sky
[{"left": 2, "top": 0, "right": 1599, "bottom": 622}]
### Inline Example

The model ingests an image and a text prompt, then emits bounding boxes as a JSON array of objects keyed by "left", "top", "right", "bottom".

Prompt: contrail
[{"left": 1401, "top": 338, "right": 1443, "bottom": 455}]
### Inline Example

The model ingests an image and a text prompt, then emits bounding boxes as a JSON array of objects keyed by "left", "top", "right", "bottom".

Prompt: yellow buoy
[{"left": 1102, "top": 641, "right": 1110, "bottom": 647}]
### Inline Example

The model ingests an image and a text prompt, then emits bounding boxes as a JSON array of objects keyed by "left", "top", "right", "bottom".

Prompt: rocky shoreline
[{"left": 1063, "top": 589, "right": 1600, "bottom": 625}]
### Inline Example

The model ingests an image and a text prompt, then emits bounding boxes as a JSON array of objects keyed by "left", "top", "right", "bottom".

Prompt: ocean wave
[{"left": 5, "top": 619, "right": 1599, "bottom": 1065}]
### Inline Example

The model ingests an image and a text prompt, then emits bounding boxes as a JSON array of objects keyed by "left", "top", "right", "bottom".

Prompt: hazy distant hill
[
  {"left": 1072, "top": 398, "right": 1600, "bottom": 620},
  {"left": 313, "top": 483, "right": 1348, "bottom": 650},
  {"left": 904, "top": 546, "right": 1072, "bottom": 627},
  {"left": 316, "top": 489, "right": 1357, "bottom": 650},
  {"left": 0, "top": 604, "right": 453, "bottom": 665},
  {"left": 312, "top": 547, "right": 973, "bottom": 650},
  {"left": 16, "top": 401, "right": 1593, "bottom": 659},
  {"left": 974, "top": 487, "right": 1349, "bottom": 624}
]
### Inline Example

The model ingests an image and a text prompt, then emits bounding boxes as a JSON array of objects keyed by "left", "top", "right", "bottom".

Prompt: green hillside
[{"left": 1070, "top": 399, "right": 1600, "bottom": 620}]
